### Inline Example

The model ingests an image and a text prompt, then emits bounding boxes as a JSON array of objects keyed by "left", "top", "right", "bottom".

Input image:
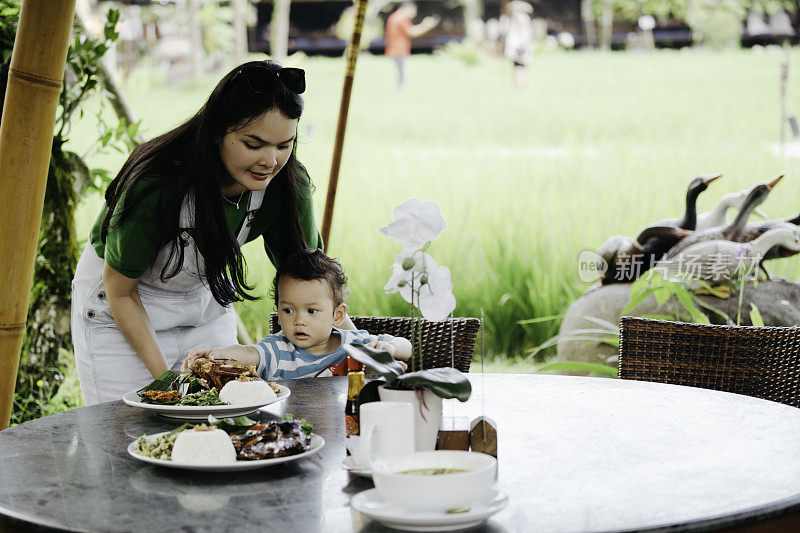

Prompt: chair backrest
[
  {"left": 618, "top": 316, "right": 800, "bottom": 408},
  {"left": 269, "top": 313, "right": 480, "bottom": 373}
]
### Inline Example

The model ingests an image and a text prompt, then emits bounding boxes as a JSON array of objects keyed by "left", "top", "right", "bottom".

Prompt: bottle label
[{"left": 345, "top": 413, "right": 359, "bottom": 436}]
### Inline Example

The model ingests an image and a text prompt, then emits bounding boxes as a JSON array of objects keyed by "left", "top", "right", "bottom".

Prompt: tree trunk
[
  {"left": 599, "top": 0, "right": 613, "bottom": 51},
  {"left": 271, "top": 0, "right": 291, "bottom": 62},
  {"left": 189, "top": 0, "right": 204, "bottom": 79},
  {"left": 581, "top": 0, "right": 597, "bottom": 49},
  {"left": 232, "top": 0, "right": 248, "bottom": 66}
]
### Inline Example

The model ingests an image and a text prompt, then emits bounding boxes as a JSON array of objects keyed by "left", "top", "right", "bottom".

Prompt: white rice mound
[
  {"left": 219, "top": 380, "right": 277, "bottom": 405},
  {"left": 171, "top": 428, "right": 237, "bottom": 464}
]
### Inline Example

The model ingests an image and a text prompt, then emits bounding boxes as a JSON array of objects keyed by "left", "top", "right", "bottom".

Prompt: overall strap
[
  {"left": 178, "top": 192, "right": 195, "bottom": 229},
  {"left": 236, "top": 189, "right": 266, "bottom": 245}
]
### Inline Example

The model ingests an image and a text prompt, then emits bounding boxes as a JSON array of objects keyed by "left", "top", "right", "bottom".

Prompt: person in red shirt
[{"left": 384, "top": 2, "right": 439, "bottom": 88}]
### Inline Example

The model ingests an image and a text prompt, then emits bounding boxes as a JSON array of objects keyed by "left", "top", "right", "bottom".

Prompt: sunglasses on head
[{"left": 238, "top": 65, "right": 306, "bottom": 95}]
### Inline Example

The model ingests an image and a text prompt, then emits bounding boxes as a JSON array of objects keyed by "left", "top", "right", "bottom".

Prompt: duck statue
[
  {"left": 664, "top": 174, "right": 784, "bottom": 259},
  {"left": 654, "top": 225, "right": 800, "bottom": 284},
  {"left": 599, "top": 226, "right": 692, "bottom": 284},
  {"left": 695, "top": 190, "right": 767, "bottom": 231},
  {"left": 651, "top": 173, "right": 722, "bottom": 230}
]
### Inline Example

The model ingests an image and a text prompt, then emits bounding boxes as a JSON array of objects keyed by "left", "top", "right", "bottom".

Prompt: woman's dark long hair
[{"left": 101, "top": 60, "right": 308, "bottom": 306}]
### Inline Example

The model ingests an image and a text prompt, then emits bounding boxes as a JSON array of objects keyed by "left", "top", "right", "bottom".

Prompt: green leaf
[
  {"left": 673, "top": 290, "right": 709, "bottom": 324},
  {"left": 397, "top": 367, "right": 472, "bottom": 402},
  {"left": 343, "top": 344, "right": 404, "bottom": 385},
  {"left": 653, "top": 286, "right": 671, "bottom": 306},
  {"left": 571, "top": 314, "right": 619, "bottom": 332},
  {"left": 517, "top": 313, "right": 563, "bottom": 325},
  {"left": 641, "top": 314, "right": 677, "bottom": 321},
  {"left": 749, "top": 303, "right": 764, "bottom": 327},
  {"left": 621, "top": 288, "right": 653, "bottom": 315},
  {"left": 535, "top": 361, "right": 618, "bottom": 377},
  {"left": 209, "top": 415, "right": 257, "bottom": 435},
  {"left": 691, "top": 298, "right": 732, "bottom": 325},
  {"left": 629, "top": 271, "right": 652, "bottom": 296},
  {"left": 127, "top": 120, "right": 141, "bottom": 138},
  {"left": 526, "top": 326, "right": 619, "bottom": 355}
]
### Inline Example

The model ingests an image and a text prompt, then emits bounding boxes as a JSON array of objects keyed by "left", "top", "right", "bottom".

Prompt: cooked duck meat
[
  {"left": 230, "top": 419, "right": 311, "bottom": 461},
  {"left": 189, "top": 357, "right": 260, "bottom": 390}
]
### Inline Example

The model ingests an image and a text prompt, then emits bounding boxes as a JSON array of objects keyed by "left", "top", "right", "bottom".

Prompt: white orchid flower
[
  {"left": 384, "top": 262, "right": 413, "bottom": 303},
  {"left": 417, "top": 265, "right": 456, "bottom": 321},
  {"left": 384, "top": 256, "right": 456, "bottom": 321},
  {"left": 383, "top": 252, "right": 438, "bottom": 304},
  {"left": 379, "top": 198, "right": 447, "bottom": 251}
]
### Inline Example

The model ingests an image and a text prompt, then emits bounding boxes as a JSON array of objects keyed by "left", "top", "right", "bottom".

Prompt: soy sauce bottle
[{"left": 345, "top": 360, "right": 365, "bottom": 454}]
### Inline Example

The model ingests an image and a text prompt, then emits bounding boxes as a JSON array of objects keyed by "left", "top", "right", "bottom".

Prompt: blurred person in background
[
  {"left": 385, "top": 2, "right": 440, "bottom": 88},
  {"left": 503, "top": 1, "right": 533, "bottom": 89}
]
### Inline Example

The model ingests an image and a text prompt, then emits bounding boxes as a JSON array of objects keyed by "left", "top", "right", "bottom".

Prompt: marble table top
[{"left": 2, "top": 374, "right": 800, "bottom": 532}]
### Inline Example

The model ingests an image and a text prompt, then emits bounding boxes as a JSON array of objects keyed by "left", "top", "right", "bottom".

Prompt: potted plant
[
  {"left": 344, "top": 343, "right": 471, "bottom": 451},
  {"left": 343, "top": 199, "right": 472, "bottom": 451}
]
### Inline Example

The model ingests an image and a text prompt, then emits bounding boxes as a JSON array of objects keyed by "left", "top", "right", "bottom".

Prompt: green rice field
[{"left": 68, "top": 46, "right": 800, "bottom": 372}]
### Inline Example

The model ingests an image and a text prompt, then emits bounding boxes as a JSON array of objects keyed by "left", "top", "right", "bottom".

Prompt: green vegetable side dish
[
  {"left": 133, "top": 426, "right": 187, "bottom": 460},
  {"left": 179, "top": 388, "right": 226, "bottom": 406}
]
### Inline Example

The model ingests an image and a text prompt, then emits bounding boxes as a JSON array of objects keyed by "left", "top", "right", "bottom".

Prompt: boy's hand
[
  {"left": 366, "top": 340, "right": 408, "bottom": 370},
  {"left": 368, "top": 340, "right": 396, "bottom": 357},
  {"left": 181, "top": 346, "right": 218, "bottom": 372}
]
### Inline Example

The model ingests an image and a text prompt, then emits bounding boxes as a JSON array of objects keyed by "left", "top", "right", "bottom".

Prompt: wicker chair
[
  {"left": 618, "top": 316, "right": 800, "bottom": 408},
  {"left": 269, "top": 313, "right": 480, "bottom": 373}
]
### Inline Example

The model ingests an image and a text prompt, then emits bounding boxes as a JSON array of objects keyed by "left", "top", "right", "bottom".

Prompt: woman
[{"left": 71, "top": 60, "right": 321, "bottom": 404}]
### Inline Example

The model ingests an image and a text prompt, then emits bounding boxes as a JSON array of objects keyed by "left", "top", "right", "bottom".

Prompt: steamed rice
[
  {"left": 219, "top": 380, "right": 277, "bottom": 405},
  {"left": 170, "top": 427, "right": 237, "bottom": 464}
]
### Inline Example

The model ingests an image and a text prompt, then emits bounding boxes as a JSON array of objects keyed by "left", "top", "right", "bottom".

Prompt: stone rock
[{"left": 553, "top": 280, "right": 800, "bottom": 375}]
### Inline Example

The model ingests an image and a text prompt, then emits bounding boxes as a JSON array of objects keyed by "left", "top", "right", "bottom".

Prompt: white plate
[
  {"left": 122, "top": 383, "right": 290, "bottom": 420},
  {"left": 351, "top": 488, "right": 508, "bottom": 532},
  {"left": 128, "top": 432, "right": 324, "bottom": 471},
  {"left": 341, "top": 455, "right": 372, "bottom": 478}
]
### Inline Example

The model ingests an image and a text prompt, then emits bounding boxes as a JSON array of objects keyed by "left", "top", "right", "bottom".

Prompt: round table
[{"left": 2, "top": 374, "right": 800, "bottom": 532}]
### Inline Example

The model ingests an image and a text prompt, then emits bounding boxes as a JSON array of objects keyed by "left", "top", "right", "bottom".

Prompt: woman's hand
[{"left": 181, "top": 346, "right": 219, "bottom": 372}]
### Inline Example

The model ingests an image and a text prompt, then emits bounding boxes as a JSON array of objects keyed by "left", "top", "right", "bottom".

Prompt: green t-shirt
[{"left": 90, "top": 174, "right": 322, "bottom": 279}]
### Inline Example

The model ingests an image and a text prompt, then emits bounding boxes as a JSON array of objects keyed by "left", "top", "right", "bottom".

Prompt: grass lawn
[{"left": 66, "top": 46, "right": 800, "bottom": 374}]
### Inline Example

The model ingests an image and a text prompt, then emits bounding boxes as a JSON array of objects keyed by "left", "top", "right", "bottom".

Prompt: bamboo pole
[
  {"left": 0, "top": 0, "right": 76, "bottom": 430},
  {"left": 321, "top": 0, "right": 369, "bottom": 252}
]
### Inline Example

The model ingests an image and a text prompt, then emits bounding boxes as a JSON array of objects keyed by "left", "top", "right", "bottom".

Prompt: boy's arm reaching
[
  {"left": 369, "top": 337, "right": 412, "bottom": 361},
  {"left": 181, "top": 344, "right": 260, "bottom": 371}
]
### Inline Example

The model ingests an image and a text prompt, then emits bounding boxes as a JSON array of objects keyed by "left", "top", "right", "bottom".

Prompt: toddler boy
[{"left": 182, "top": 249, "right": 411, "bottom": 379}]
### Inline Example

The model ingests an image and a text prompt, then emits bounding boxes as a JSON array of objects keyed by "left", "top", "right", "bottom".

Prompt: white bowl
[{"left": 371, "top": 451, "right": 497, "bottom": 511}]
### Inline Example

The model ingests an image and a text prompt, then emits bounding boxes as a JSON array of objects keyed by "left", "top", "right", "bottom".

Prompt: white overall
[{"left": 71, "top": 190, "right": 264, "bottom": 405}]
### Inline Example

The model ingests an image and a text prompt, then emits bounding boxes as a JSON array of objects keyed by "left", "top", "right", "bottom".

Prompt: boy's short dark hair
[{"left": 272, "top": 249, "right": 348, "bottom": 308}]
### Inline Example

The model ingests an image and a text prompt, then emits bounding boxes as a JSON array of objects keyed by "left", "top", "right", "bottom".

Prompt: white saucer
[
  {"left": 341, "top": 455, "right": 372, "bottom": 478},
  {"left": 351, "top": 488, "right": 508, "bottom": 532}
]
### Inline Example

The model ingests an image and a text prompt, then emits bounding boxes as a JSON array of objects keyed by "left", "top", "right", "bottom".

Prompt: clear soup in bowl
[{"left": 371, "top": 450, "right": 497, "bottom": 511}]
